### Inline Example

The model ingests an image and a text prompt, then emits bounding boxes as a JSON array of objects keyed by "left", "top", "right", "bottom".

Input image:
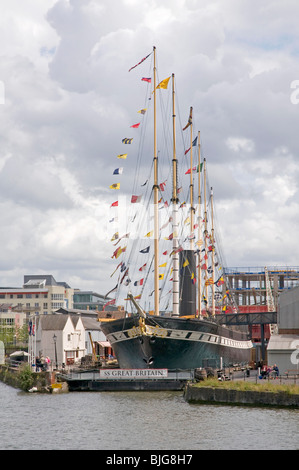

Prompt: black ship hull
[{"left": 100, "top": 315, "right": 252, "bottom": 370}]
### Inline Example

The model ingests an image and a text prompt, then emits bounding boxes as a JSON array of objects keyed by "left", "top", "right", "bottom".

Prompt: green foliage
[
  {"left": 194, "top": 378, "right": 299, "bottom": 395},
  {"left": 18, "top": 364, "right": 34, "bottom": 391}
]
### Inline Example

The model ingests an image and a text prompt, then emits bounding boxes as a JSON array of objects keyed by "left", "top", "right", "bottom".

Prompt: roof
[
  {"left": 38, "top": 315, "right": 70, "bottom": 331},
  {"left": 79, "top": 316, "right": 102, "bottom": 331}
]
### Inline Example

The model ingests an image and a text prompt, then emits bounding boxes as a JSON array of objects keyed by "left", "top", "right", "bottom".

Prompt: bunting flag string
[
  {"left": 105, "top": 285, "right": 118, "bottom": 298},
  {"left": 128, "top": 52, "right": 152, "bottom": 72},
  {"left": 103, "top": 299, "right": 116, "bottom": 310}
]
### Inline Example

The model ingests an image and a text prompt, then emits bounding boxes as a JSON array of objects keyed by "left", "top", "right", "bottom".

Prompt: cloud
[{"left": 0, "top": 0, "right": 299, "bottom": 295}]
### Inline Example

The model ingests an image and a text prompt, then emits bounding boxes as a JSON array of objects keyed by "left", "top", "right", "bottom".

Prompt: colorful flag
[
  {"left": 141, "top": 77, "right": 151, "bottom": 83},
  {"left": 183, "top": 106, "right": 192, "bottom": 131},
  {"left": 140, "top": 246, "right": 150, "bottom": 254},
  {"left": 185, "top": 166, "right": 197, "bottom": 175},
  {"left": 130, "top": 123, "right": 140, "bottom": 128},
  {"left": 183, "top": 259, "right": 189, "bottom": 267},
  {"left": 122, "top": 138, "right": 133, "bottom": 144},
  {"left": 159, "top": 181, "right": 167, "bottom": 191},
  {"left": 103, "top": 298, "right": 116, "bottom": 310},
  {"left": 117, "top": 154, "right": 127, "bottom": 159},
  {"left": 159, "top": 274, "right": 164, "bottom": 280},
  {"left": 138, "top": 108, "right": 147, "bottom": 114},
  {"left": 155, "top": 76, "right": 171, "bottom": 90},
  {"left": 128, "top": 52, "right": 152, "bottom": 72},
  {"left": 145, "top": 231, "right": 153, "bottom": 238},
  {"left": 109, "top": 183, "right": 120, "bottom": 190},
  {"left": 159, "top": 262, "right": 167, "bottom": 268},
  {"left": 216, "top": 276, "right": 225, "bottom": 286},
  {"left": 205, "top": 278, "right": 214, "bottom": 286},
  {"left": 184, "top": 136, "right": 198, "bottom": 155},
  {"left": 113, "top": 168, "right": 123, "bottom": 175},
  {"left": 110, "top": 232, "right": 119, "bottom": 241},
  {"left": 131, "top": 195, "right": 142, "bottom": 203},
  {"left": 110, "top": 200, "right": 118, "bottom": 207},
  {"left": 139, "top": 263, "right": 147, "bottom": 271},
  {"left": 134, "top": 279, "right": 144, "bottom": 287}
]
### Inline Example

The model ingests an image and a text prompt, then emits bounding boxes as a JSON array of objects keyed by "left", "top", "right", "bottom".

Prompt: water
[{"left": 0, "top": 381, "right": 298, "bottom": 450}]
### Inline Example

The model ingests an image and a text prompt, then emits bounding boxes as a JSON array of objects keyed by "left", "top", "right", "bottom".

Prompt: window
[
  {"left": 43, "top": 303, "right": 48, "bottom": 308},
  {"left": 0, "top": 294, "right": 5, "bottom": 299},
  {"left": 67, "top": 334, "right": 71, "bottom": 341},
  {"left": 26, "top": 294, "right": 32, "bottom": 298}
]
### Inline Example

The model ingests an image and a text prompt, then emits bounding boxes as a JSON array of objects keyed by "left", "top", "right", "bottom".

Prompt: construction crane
[{"left": 88, "top": 332, "right": 97, "bottom": 363}]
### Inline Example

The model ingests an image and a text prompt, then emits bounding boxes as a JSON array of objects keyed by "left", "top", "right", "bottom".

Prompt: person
[{"left": 272, "top": 364, "right": 279, "bottom": 378}]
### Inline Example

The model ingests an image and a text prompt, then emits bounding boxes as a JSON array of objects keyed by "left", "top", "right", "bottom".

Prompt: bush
[{"left": 18, "top": 364, "right": 34, "bottom": 391}]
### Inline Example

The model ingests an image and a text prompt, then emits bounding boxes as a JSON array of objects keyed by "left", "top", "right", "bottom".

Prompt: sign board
[{"left": 99, "top": 369, "right": 168, "bottom": 379}]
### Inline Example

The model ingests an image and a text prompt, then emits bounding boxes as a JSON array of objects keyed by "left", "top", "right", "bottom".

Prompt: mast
[
  {"left": 197, "top": 131, "right": 202, "bottom": 318},
  {"left": 211, "top": 187, "right": 215, "bottom": 316},
  {"left": 171, "top": 73, "right": 179, "bottom": 316},
  {"left": 189, "top": 107, "right": 194, "bottom": 250},
  {"left": 153, "top": 46, "right": 160, "bottom": 316},
  {"left": 203, "top": 158, "right": 208, "bottom": 311}
]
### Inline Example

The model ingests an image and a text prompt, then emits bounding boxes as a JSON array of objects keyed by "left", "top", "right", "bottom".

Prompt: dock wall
[{"left": 184, "top": 384, "right": 299, "bottom": 407}]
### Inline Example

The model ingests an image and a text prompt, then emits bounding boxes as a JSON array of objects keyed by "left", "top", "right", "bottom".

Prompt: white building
[{"left": 36, "top": 315, "right": 85, "bottom": 367}]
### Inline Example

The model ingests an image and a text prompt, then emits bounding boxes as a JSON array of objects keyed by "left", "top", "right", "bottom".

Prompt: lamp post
[{"left": 53, "top": 334, "right": 58, "bottom": 370}]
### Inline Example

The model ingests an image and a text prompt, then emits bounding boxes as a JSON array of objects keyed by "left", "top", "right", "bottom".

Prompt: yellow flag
[
  {"left": 183, "top": 259, "right": 189, "bottom": 267},
  {"left": 159, "top": 273, "right": 164, "bottom": 280},
  {"left": 159, "top": 262, "right": 167, "bottom": 268},
  {"left": 156, "top": 76, "right": 171, "bottom": 90},
  {"left": 184, "top": 217, "right": 190, "bottom": 225},
  {"left": 145, "top": 231, "right": 153, "bottom": 238},
  {"left": 109, "top": 183, "right": 120, "bottom": 190},
  {"left": 117, "top": 154, "right": 127, "bottom": 159},
  {"left": 191, "top": 272, "right": 194, "bottom": 279},
  {"left": 111, "top": 232, "right": 119, "bottom": 241}
]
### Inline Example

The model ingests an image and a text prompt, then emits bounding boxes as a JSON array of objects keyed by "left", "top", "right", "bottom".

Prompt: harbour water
[{"left": 0, "top": 381, "right": 298, "bottom": 450}]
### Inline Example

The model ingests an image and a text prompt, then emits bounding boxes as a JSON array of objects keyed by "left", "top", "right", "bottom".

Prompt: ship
[{"left": 100, "top": 47, "right": 252, "bottom": 370}]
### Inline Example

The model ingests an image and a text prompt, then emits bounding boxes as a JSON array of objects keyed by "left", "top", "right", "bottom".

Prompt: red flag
[
  {"left": 111, "top": 201, "right": 118, "bottom": 207},
  {"left": 131, "top": 195, "right": 142, "bottom": 203},
  {"left": 141, "top": 77, "right": 151, "bottom": 83},
  {"left": 130, "top": 123, "right": 140, "bottom": 128}
]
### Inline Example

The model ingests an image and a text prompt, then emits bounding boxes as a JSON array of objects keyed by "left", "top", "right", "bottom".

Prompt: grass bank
[{"left": 193, "top": 378, "right": 299, "bottom": 395}]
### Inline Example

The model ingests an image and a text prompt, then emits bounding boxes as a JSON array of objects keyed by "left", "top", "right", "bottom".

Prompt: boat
[{"left": 99, "top": 47, "right": 252, "bottom": 370}]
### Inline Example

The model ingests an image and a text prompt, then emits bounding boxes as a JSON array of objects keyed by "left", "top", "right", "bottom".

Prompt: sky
[{"left": 0, "top": 0, "right": 299, "bottom": 296}]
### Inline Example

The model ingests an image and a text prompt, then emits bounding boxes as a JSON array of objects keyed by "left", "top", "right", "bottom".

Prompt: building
[
  {"left": 267, "top": 285, "right": 299, "bottom": 374},
  {"left": 36, "top": 314, "right": 85, "bottom": 367},
  {"left": 0, "top": 275, "right": 74, "bottom": 316},
  {"left": 0, "top": 304, "right": 27, "bottom": 342},
  {"left": 73, "top": 290, "right": 116, "bottom": 311}
]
